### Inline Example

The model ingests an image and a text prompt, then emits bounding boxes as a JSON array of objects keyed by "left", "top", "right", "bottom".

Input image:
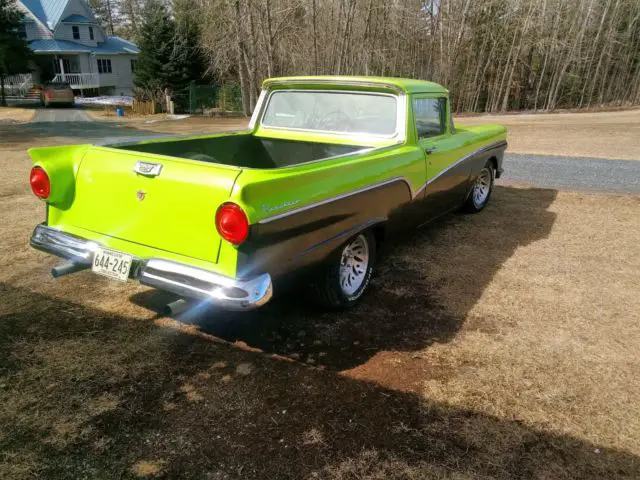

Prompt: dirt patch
[
  {"left": 457, "top": 109, "right": 640, "bottom": 160},
  {"left": 0, "top": 107, "right": 35, "bottom": 123}
]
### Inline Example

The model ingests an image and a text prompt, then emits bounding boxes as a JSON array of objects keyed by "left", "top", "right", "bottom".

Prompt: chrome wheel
[
  {"left": 472, "top": 167, "right": 492, "bottom": 208},
  {"left": 339, "top": 234, "right": 369, "bottom": 296}
]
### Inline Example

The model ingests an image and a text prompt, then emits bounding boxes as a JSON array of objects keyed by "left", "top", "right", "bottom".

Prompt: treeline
[{"left": 92, "top": 0, "right": 640, "bottom": 114}]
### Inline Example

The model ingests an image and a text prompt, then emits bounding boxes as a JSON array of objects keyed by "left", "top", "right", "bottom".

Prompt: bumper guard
[{"left": 30, "top": 224, "right": 272, "bottom": 310}]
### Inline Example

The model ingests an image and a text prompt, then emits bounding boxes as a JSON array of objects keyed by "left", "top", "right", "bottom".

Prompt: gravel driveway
[
  {"left": 500, "top": 153, "right": 640, "bottom": 194},
  {"left": 32, "top": 107, "right": 93, "bottom": 123}
]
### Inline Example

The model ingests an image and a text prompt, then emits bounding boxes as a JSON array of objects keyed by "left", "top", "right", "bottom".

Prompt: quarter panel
[{"left": 232, "top": 146, "right": 427, "bottom": 279}]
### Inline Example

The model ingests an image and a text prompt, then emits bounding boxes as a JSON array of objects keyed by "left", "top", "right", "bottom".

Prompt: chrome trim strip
[
  {"left": 257, "top": 140, "right": 507, "bottom": 224},
  {"left": 248, "top": 90, "right": 267, "bottom": 129},
  {"left": 258, "top": 176, "right": 415, "bottom": 224},
  {"left": 423, "top": 140, "right": 507, "bottom": 188},
  {"left": 30, "top": 225, "right": 273, "bottom": 310}
]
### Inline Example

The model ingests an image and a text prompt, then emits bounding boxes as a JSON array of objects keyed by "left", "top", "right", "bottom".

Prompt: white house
[{"left": 15, "top": 0, "right": 140, "bottom": 96}]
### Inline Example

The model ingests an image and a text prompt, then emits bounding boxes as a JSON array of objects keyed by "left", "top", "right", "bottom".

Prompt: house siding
[
  {"left": 23, "top": 20, "right": 53, "bottom": 40},
  {"left": 56, "top": 23, "right": 98, "bottom": 46},
  {"left": 95, "top": 54, "right": 136, "bottom": 95}
]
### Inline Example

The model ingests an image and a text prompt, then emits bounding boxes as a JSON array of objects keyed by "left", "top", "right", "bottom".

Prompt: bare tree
[{"left": 194, "top": 0, "right": 640, "bottom": 114}]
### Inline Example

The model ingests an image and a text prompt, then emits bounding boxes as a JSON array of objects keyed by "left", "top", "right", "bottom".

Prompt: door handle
[{"left": 425, "top": 146, "right": 437, "bottom": 155}]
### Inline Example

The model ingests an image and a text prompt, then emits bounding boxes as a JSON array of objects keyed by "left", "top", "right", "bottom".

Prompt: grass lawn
[
  {"left": 458, "top": 108, "right": 640, "bottom": 160},
  {"left": 0, "top": 106, "right": 35, "bottom": 123}
]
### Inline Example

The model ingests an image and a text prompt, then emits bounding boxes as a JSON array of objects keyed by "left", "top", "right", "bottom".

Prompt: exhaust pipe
[
  {"left": 163, "top": 298, "right": 192, "bottom": 316},
  {"left": 51, "top": 262, "right": 90, "bottom": 278}
]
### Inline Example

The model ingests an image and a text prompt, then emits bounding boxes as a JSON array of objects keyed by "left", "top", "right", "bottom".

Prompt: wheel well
[
  {"left": 488, "top": 156, "right": 499, "bottom": 177},
  {"left": 372, "top": 224, "right": 386, "bottom": 250}
]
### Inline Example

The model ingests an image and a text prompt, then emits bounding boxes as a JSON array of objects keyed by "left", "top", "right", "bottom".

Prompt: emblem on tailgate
[{"left": 133, "top": 161, "right": 163, "bottom": 176}]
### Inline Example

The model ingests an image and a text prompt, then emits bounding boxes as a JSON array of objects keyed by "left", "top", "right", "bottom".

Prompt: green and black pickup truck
[{"left": 29, "top": 76, "right": 507, "bottom": 310}]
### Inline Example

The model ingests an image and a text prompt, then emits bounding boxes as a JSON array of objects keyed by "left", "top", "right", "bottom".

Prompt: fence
[
  {"left": 177, "top": 82, "right": 243, "bottom": 114},
  {"left": 130, "top": 83, "right": 244, "bottom": 115},
  {"left": 4, "top": 73, "right": 34, "bottom": 95},
  {"left": 132, "top": 100, "right": 159, "bottom": 115}
]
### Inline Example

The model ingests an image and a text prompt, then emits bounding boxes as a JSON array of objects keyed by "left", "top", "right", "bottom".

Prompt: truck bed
[{"left": 114, "top": 134, "right": 364, "bottom": 169}]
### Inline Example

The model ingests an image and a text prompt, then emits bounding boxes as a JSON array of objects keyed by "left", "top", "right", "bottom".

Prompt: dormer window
[
  {"left": 72, "top": 25, "right": 79, "bottom": 39},
  {"left": 89, "top": 26, "right": 94, "bottom": 40}
]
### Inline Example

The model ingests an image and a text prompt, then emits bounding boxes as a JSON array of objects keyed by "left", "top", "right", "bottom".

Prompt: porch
[
  {"left": 52, "top": 73, "right": 100, "bottom": 89},
  {"left": 31, "top": 53, "right": 115, "bottom": 91}
]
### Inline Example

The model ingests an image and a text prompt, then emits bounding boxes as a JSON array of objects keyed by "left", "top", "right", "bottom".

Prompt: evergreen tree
[
  {"left": 171, "top": 0, "right": 207, "bottom": 86},
  {"left": 0, "top": 0, "right": 33, "bottom": 106},
  {"left": 134, "top": 0, "right": 176, "bottom": 93}
]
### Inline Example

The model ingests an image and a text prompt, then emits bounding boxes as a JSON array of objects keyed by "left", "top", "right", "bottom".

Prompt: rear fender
[{"left": 28, "top": 145, "right": 90, "bottom": 210}]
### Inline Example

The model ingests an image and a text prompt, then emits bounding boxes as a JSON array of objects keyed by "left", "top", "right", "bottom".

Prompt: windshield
[{"left": 261, "top": 91, "right": 398, "bottom": 136}]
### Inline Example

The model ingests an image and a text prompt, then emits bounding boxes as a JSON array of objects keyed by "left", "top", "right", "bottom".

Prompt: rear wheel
[
  {"left": 463, "top": 161, "right": 495, "bottom": 213},
  {"left": 312, "top": 230, "right": 376, "bottom": 309}
]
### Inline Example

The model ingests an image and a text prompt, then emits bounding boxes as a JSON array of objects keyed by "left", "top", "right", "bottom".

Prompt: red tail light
[
  {"left": 216, "top": 203, "right": 249, "bottom": 245},
  {"left": 30, "top": 166, "right": 51, "bottom": 199}
]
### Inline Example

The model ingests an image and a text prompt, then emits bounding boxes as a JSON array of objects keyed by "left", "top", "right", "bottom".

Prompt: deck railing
[
  {"left": 4, "top": 73, "right": 34, "bottom": 94},
  {"left": 52, "top": 73, "right": 100, "bottom": 89}
]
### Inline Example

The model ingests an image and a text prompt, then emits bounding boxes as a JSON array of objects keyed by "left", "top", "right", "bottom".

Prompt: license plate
[{"left": 91, "top": 247, "right": 133, "bottom": 282}]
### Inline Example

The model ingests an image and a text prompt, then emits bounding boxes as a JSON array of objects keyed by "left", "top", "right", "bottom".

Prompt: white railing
[
  {"left": 4, "top": 73, "right": 34, "bottom": 94},
  {"left": 52, "top": 73, "right": 100, "bottom": 89}
]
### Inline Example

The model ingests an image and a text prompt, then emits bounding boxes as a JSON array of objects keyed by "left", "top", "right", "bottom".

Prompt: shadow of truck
[{"left": 132, "top": 185, "right": 559, "bottom": 373}]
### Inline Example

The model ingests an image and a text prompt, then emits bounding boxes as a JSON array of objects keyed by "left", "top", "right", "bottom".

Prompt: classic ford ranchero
[{"left": 29, "top": 76, "right": 507, "bottom": 310}]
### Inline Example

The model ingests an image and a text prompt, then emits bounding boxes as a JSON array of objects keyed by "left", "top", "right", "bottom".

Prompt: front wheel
[
  {"left": 312, "top": 230, "right": 376, "bottom": 309},
  {"left": 463, "top": 161, "right": 495, "bottom": 213}
]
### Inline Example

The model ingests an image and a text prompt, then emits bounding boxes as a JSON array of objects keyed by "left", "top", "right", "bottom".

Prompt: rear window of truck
[{"left": 262, "top": 91, "right": 398, "bottom": 136}]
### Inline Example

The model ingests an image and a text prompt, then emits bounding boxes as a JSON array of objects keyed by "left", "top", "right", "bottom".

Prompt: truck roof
[{"left": 263, "top": 76, "right": 448, "bottom": 95}]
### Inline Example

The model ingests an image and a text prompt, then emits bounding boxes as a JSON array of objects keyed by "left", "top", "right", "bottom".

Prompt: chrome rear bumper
[{"left": 30, "top": 224, "right": 272, "bottom": 310}]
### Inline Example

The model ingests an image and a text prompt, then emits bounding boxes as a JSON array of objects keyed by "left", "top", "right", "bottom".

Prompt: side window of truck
[{"left": 414, "top": 98, "right": 446, "bottom": 139}]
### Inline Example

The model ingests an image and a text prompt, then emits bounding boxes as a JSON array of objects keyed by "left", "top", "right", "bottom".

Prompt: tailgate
[{"left": 60, "top": 146, "right": 241, "bottom": 263}]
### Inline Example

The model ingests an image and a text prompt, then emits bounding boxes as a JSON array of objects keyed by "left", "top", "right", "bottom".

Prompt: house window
[
  {"left": 89, "top": 26, "right": 94, "bottom": 40},
  {"left": 413, "top": 97, "right": 447, "bottom": 139},
  {"left": 53, "top": 58, "right": 73, "bottom": 74},
  {"left": 97, "top": 59, "right": 112, "bottom": 74},
  {"left": 72, "top": 25, "right": 80, "bottom": 39},
  {"left": 130, "top": 59, "right": 137, "bottom": 73},
  {"left": 17, "top": 23, "right": 27, "bottom": 39}
]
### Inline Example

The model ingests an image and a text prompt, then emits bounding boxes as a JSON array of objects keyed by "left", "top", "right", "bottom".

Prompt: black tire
[
  {"left": 312, "top": 230, "right": 376, "bottom": 309},
  {"left": 463, "top": 160, "right": 495, "bottom": 213}
]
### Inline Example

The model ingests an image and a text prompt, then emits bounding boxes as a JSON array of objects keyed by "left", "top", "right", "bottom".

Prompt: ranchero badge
[
  {"left": 136, "top": 190, "right": 146, "bottom": 201},
  {"left": 133, "top": 161, "right": 163, "bottom": 176}
]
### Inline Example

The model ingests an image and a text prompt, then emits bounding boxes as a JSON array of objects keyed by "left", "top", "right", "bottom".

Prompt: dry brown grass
[
  {"left": 457, "top": 108, "right": 640, "bottom": 160},
  {"left": 1, "top": 118, "right": 639, "bottom": 478},
  {"left": 0, "top": 106, "right": 35, "bottom": 123}
]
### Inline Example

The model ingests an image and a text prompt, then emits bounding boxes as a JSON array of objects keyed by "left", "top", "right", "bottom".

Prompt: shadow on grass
[
  {"left": 132, "top": 185, "right": 560, "bottom": 372},
  {"left": 1, "top": 280, "right": 639, "bottom": 479}
]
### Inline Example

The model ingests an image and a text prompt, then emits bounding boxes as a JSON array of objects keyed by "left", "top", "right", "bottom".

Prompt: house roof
[
  {"left": 29, "top": 37, "right": 140, "bottom": 54},
  {"left": 264, "top": 76, "right": 448, "bottom": 94},
  {"left": 61, "top": 14, "right": 94, "bottom": 24},
  {"left": 21, "top": 0, "right": 68, "bottom": 30}
]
